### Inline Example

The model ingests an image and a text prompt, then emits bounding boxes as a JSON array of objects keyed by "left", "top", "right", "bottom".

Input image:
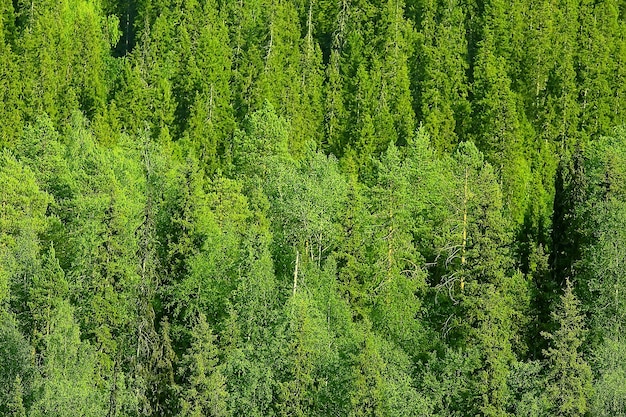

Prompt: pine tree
[
  {"left": 0, "top": 0, "right": 22, "bottom": 148},
  {"left": 298, "top": 0, "right": 326, "bottom": 149},
  {"left": 325, "top": 48, "right": 348, "bottom": 156},
  {"left": 278, "top": 285, "right": 329, "bottom": 417},
  {"left": 18, "top": 0, "right": 109, "bottom": 123},
  {"left": 253, "top": 0, "right": 312, "bottom": 156},
  {"left": 543, "top": 0, "right": 581, "bottom": 147},
  {"left": 574, "top": 130, "right": 626, "bottom": 416}
]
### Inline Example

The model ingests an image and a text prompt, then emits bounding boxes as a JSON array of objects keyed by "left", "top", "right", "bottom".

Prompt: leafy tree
[
  {"left": 217, "top": 213, "right": 284, "bottom": 417},
  {"left": 506, "top": 360, "right": 550, "bottom": 417},
  {"left": 60, "top": 117, "right": 144, "bottom": 377},
  {"left": 265, "top": 149, "right": 347, "bottom": 269},
  {"left": 6, "top": 1, "right": 626, "bottom": 415},
  {"left": 405, "top": 135, "right": 527, "bottom": 416},
  {"left": 591, "top": 336, "right": 626, "bottom": 417},
  {"left": 166, "top": 174, "right": 251, "bottom": 332},
  {"left": 418, "top": 347, "right": 478, "bottom": 417},
  {"left": 231, "top": 101, "right": 291, "bottom": 179},
  {"left": 0, "top": 150, "right": 49, "bottom": 319},
  {"left": 0, "top": 316, "right": 35, "bottom": 415},
  {"left": 29, "top": 301, "right": 106, "bottom": 417},
  {"left": 0, "top": 150, "right": 49, "bottom": 247}
]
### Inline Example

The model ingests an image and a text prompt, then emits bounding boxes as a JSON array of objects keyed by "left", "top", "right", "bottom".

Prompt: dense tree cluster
[{"left": 2, "top": 0, "right": 626, "bottom": 415}]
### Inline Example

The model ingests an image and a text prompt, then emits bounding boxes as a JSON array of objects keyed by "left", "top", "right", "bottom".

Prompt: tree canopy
[{"left": 2, "top": 0, "right": 626, "bottom": 415}]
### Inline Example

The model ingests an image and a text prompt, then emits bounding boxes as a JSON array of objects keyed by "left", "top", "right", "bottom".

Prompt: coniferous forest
[{"left": 4, "top": 0, "right": 626, "bottom": 415}]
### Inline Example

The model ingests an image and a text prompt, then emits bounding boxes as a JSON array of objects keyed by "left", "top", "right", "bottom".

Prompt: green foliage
[
  {"left": 506, "top": 360, "right": 550, "bottom": 417},
  {"left": 542, "top": 280, "right": 593, "bottom": 417},
  {"left": 0, "top": 150, "right": 50, "bottom": 321},
  {"left": 367, "top": 144, "right": 426, "bottom": 350},
  {"left": 28, "top": 244, "right": 68, "bottom": 350},
  {"left": 572, "top": 129, "right": 626, "bottom": 416},
  {"left": 266, "top": 149, "right": 348, "bottom": 268},
  {"left": 0, "top": 150, "right": 49, "bottom": 242},
  {"left": 591, "top": 336, "right": 626, "bottom": 417},
  {"left": 174, "top": 0, "right": 235, "bottom": 172},
  {"left": 2, "top": 1, "right": 626, "bottom": 415},
  {"left": 415, "top": 0, "right": 470, "bottom": 152},
  {"left": 231, "top": 101, "right": 291, "bottom": 178},
  {"left": 0, "top": 316, "right": 35, "bottom": 415},
  {"left": 179, "top": 313, "right": 228, "bottom": 417},
  {"left": 29, "top": 301, "right": 106, "bottom": 417},
  {"left": 7, "top": 375, "right": 27, "bottom": 417},
  {"left": 17, "top": 0, "right": 110, "bottom": 123}
]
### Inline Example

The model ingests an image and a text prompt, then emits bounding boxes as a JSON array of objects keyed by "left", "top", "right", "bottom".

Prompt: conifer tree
[
  {"left": 574, "top": 130, "right": 626, "bottom": 416},
  {"left": 543, "top": 0, "right": 580, "bottom": 147},
  {"left": 7, "top": 375, "right": 27, "bottom": 417},
  {"left": 28, "top": 244, "right": 68, "bottom": 351},
  {"left": 415, "top": 0, "right": 470, "bottom": 152},
  {"left": 542, "top": 280, "right": 592, "bottom": 417},
  {"left": 175, "top": 0, "right": 235, "bottom": 171},
  {"left": 471, "top": 28, "right": 531, "bottom": 225},
  {"left": 325, "top": 48, "right": 348, "bottom": 156},
  {"left": 179, "top": 313, "right": 228, "bottom": 417},
  {"left": 18, "top": 0, "right": 109, "bottom": 123},
  {"left": 253, "top": 0, "right": 311, "bottom": 155},
  {"left": 368, "top": 144, "right": 425, "bottom": 352},
  {"left": 577, "top": 0, "right": 618, "bottom": 137},
  {"left": 0, "top": 0, "right": 22, "bottom": 148}
]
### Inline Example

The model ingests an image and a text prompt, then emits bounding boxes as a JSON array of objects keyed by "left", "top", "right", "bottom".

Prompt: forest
[{"left": 2, "top": 0, "right": 626, "bottom": 415}]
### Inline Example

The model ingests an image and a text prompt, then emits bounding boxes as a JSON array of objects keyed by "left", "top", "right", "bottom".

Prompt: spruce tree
[
  {"left": 542, "top": 280, "right": 592, "bottom": 417},
  {"left": 179, "top": 313, "right": 228, "bottom": 417}
]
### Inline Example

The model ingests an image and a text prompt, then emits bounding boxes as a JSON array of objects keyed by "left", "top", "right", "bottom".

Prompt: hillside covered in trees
[{"left": 3, "top": 0, "right": 626, "bottom": 415}]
